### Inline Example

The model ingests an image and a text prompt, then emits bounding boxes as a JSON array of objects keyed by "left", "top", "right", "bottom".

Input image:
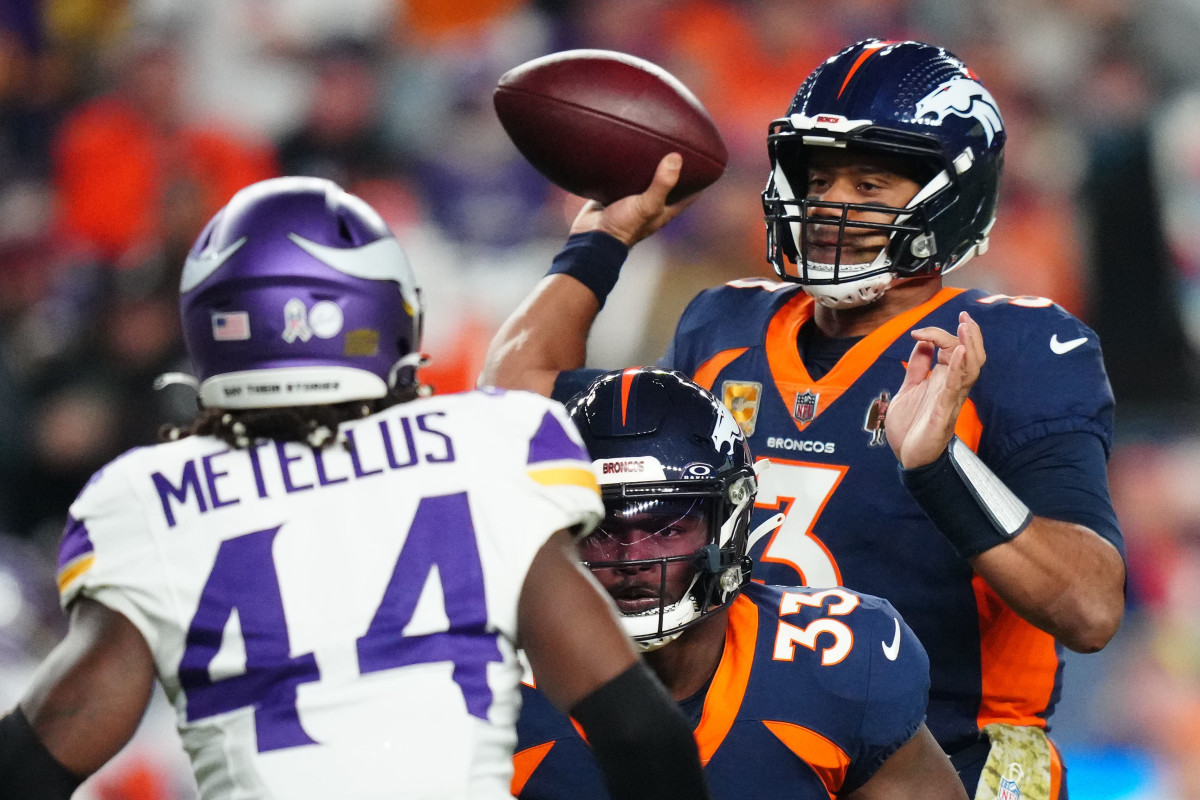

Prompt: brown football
[{"left": 494, "top": 49, "right": 727, "bottom": 206}]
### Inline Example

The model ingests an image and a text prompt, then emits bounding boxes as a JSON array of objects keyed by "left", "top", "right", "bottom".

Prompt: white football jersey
[{"left": 56, "top": 389, "right": 603, "bottom": 800}]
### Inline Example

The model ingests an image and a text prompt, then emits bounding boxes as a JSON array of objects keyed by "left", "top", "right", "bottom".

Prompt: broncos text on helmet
[{"left": 761, "top": 39, "right": 1006, "bottom": 308}]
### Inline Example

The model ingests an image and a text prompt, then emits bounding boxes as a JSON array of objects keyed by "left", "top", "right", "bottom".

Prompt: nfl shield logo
[
  {"left": 998, "top": 763, "right": 1023, "bottom": 800},
  {"left": 793, "top": 390, "right": 819, "bottom": 424}
]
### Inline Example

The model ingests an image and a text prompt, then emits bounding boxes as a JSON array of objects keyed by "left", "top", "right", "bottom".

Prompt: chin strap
[
  {"left": 627, "top": 581, "right": 702, "bottom": 653},
  {"left": 745, "top": 459, "right": 785, "bottom": 554},
  {"left": 746, "top": 512, "right": 786, "bottom": 558},
  {"left": 388, "top": 351, "right": 432, "bottom": 393}
]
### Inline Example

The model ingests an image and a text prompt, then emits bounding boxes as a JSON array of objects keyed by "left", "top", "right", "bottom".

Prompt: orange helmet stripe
[
  {"left": 620, "top": 367, "right": 639, "bottom": 426},
  {"left": 837, "top": 40, "right": 895, "bottom": 99}
]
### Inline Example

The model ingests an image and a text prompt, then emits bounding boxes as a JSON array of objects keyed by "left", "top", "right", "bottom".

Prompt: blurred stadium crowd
[{"left": 1, "top": 0, "right": 1199, "bottom": 797}]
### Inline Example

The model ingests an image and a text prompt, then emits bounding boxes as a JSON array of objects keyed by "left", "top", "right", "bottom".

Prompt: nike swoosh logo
[
  {"left": 180, "top": 237, "right": 248, "bottom": 293},
  {"left": 1050, "top": 334, "right": 1088, "bottom": 355},
  {"left": 882, "top": 618, "right": 901, "bottom": 661}
]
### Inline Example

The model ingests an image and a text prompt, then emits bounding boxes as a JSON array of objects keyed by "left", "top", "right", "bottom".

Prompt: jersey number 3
[
  {"left": 176, "top": 492, "right": 502, "bottom": 752},
  {"left": 754, "top": 458, "right": 845, "bottom": 587}
]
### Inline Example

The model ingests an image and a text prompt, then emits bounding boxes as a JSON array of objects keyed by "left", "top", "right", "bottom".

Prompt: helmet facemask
[
  {"left": 581, "top": 477, "right": 754, "bottom": 652},
  {"left": 763, "top": 129, "right": 955, "bottom": 309}
]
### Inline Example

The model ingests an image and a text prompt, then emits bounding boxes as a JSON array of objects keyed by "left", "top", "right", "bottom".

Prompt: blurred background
[{"left": 1, "top": 0, "right": 1198, "bottom": 797}]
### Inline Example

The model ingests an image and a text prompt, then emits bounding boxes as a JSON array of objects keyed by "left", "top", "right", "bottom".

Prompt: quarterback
[{"left": 481, "top": 40, "right": 1126, "bottom": 799}]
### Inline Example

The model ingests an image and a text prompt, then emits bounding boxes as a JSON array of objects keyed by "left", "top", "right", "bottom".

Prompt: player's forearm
[
  {"left": 0, "top": 708, "right": 83, "bottom": 800},
  {"left": 15, "top": 599, "right": 156, "bottom": 777},
  {"left": 971, "top": 517, "right": 1126, "bottom": 652},
  {"left": 571, "top": 661, "right": 713, "bottom": 800},
  {"left": 898, "top": 438, "right": 1125, "bottom": 651},
  {"left": 479, "top": 274, "right": 599, "bottom": 395}
]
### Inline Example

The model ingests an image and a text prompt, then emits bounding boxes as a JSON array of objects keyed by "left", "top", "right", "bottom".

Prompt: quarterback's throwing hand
[
  {"left": 569, "top": 153, "right": 694, "bottom": 246},
  {"left": 885, "top": 311, "right": 985, "bottom": 468}
]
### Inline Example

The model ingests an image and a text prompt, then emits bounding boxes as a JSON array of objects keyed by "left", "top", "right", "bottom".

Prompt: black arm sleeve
[
  {"left": 570, "top": 661, "right": 712, "bottom": 800},
  {"left": 997, "top": 430, "right": 1124, "bottom": 555},
  {"left": 0, "top": 707, "right": 83, "bottom": 800}
]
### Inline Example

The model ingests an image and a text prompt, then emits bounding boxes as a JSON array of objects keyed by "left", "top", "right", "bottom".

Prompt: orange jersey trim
[
  {"left": 764, "top": 287, "right": 967, "bottom": 433},
  {"left": 694, "top": 593, "right": 758, "bottom": 764},
  {"left": 519, "top": 595, "right": 758, "bottom": 787},
  {"left": 957, "top": 433, "right": 1059, "bottom": 730},
  {"left": 761, "top": 720, "right": 850, "bottom": 799},
  {"left": 1049, "top": 739, "right": 1064, "bottom": 799},
  {"left": 511, "top": 741, "right": 555, "bottom": 796},
  {"left": 693, "top": 348, "right": 749, "bottom": 392},
  {"left": 972, "top": 572, "right": 1058, "bottom": 728},
  {"left": 955, "top": 399, "right": 982, "bottom": 450}
]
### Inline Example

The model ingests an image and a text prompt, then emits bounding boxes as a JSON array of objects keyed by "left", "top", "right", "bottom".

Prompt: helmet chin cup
[
  {"left": 801, "top": 269, "right": 895, "bottom": 309},
  {"left": 626, "top": 594, "right": 701, "bottom": 652}
]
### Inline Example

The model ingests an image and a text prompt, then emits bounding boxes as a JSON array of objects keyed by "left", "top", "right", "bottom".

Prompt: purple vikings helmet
[
  {"left": 762, "top": 39, "right": 1006, "bottom": 308},
  {"left": 180, "top": 177, "right": 423, "bottom": 409}
]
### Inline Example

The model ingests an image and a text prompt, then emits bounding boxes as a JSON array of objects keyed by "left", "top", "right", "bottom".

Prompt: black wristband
[
  {"left": 571, "top": 661, "right": 711, "bottom": 800},
  {"left": 0, "top": 707, "right": 83, "bottom": 800},
  {"left": 899, "top": 438, "right": 1033, "bottom": 559},
  {"left": 545, "top": 231, "right": 630, "bottom": 309}
]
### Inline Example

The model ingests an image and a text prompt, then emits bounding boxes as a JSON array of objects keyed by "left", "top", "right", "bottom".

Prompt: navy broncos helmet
[
  {"left": 762, "top": 39, "right": 1005, "bottom": 308},
  {"left": 566, "top": 368, "right": 756, "bottom": 650}
]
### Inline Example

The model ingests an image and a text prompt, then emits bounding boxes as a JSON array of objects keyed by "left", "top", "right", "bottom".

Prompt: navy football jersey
[
  {"left": 660, "top": 281, "right": 1123, "bottom": 753},
  {"left": 513, "top": 583, "right": 928, "bottom": 800}
]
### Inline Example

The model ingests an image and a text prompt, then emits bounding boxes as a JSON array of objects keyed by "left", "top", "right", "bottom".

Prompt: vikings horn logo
[
  {"left": 711, "top": 403, "right": 743, "bottom": 457},
  {"left": 914, "top": 78, "right": 1003, "bottom": 145}
]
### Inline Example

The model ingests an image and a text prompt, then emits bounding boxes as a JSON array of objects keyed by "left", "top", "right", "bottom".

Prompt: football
[{"left": 494, "top": 49, "right": 728, "bottom": 206}]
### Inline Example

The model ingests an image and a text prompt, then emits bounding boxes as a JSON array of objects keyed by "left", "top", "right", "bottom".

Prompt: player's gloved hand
[
  {"left": 885, "top": 311, "right": 985, "bottom": 469},
  {"left": 570, "top": 153, "right": 694, "bottom": 246}
]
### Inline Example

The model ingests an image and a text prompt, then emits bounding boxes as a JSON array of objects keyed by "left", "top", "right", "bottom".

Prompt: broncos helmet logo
[
  {"left": 914, "top": 78, "right": 1003, "bottom": 146},
  {"left": 710, "top": 403, "right": 743, "bottom": 458}
]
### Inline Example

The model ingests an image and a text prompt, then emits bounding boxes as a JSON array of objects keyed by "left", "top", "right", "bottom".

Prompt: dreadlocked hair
[{"left": 160, "top": 383, "right": 427, "bottom": 450}]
